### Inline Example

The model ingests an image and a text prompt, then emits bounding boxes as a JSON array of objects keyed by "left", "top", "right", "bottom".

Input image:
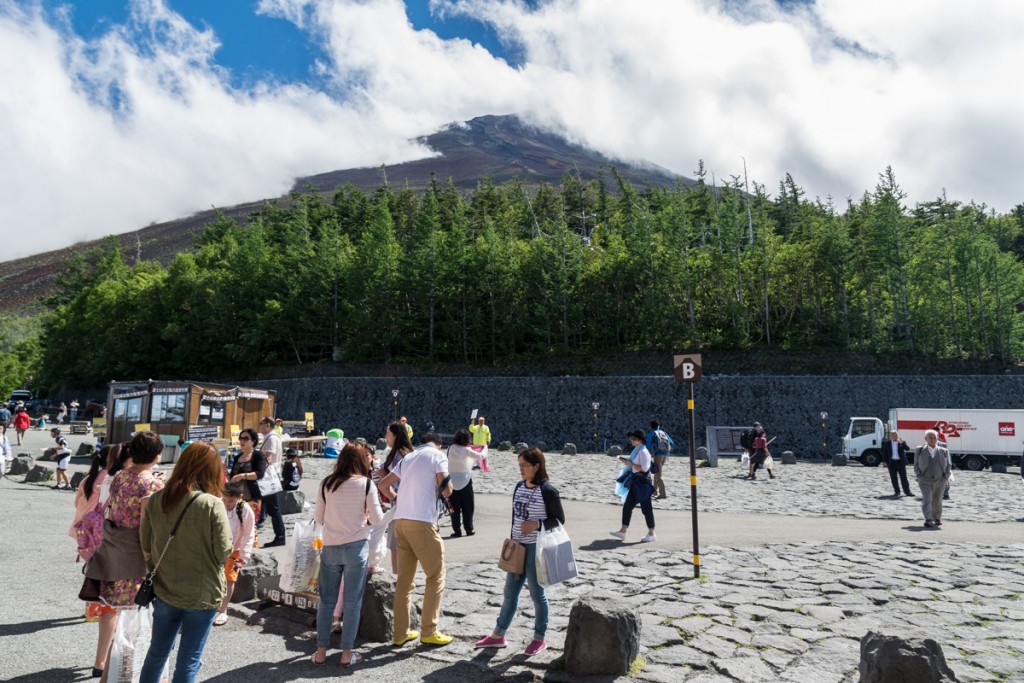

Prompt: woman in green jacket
[{"left": 139, "top": 442, "right": 232, "bottom": 683}]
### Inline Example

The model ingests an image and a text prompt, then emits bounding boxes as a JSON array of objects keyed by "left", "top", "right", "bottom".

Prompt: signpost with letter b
[{"left": 674, "top": 354, "right": 702, "bottom": 578}]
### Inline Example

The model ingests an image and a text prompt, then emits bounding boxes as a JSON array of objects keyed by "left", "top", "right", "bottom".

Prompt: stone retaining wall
[{"left": 258, "top": 375, "right": 1024, "bottom": 455}]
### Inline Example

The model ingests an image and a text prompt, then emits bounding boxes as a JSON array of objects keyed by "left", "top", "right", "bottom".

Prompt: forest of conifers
[{"left": 13, "top": 165, "right": 1024, "bottom": 389}]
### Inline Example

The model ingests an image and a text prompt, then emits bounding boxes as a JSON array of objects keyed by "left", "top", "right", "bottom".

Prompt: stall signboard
[
  {"left": 152, "top": 385, "right": 190, "bottom": 395},
  {"left": 92, "top": 418, "right": 107, "bottom": 438},
  {"left": 188, "top": 425, "right": 220, "bottom": 442},
  {"left": 256, "top": 575, "right": 318, "bottom": 613},
  {"left": 304, "top": 412, "right": 315, "bottom": 431},
  {"left": 134, "top": 423, "right": 151, "bottom": 433},
  {"left": 230, "top": 425, "right": 241, "bottom": 443},
  {"left": 282, "top": 420, "right": 309, "bottom": 437}
]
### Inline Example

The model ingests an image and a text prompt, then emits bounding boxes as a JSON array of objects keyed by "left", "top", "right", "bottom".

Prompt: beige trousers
[{"left": 394, "top": 519, "right": 446, "bottom": 639}]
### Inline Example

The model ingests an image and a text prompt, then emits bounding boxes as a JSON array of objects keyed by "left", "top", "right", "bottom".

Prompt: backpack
[
  {"left": 73, "top": 504, "right": 106, "bottom": 562},
  {"left": 740, "top": 429, "right": 756, "bottom": 450},
  {"left": 654, "top": 430, "right": 672, "bottom": 454}
]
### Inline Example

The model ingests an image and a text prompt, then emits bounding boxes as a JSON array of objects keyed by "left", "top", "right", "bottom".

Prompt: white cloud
[{"left": 1, "top": 0, "right": 1022, "bottom": 262}]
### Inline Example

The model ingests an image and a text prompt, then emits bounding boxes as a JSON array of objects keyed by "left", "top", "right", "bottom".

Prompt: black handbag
[
  {"left": 78, "top": 576, "right": 102, "bottom": 602},
  {"left": 436, "top": 475, "right": 454, "bottom": 517},
  {"left": 135, "top": 493, "right": 201, "bottom": 607}
]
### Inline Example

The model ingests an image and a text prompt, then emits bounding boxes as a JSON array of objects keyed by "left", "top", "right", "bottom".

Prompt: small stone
[
  {"left": 562, "top": 443, "right": 577, "bottom": 455},
  {"left": 858, "top": 631, "right": 958, "bottom": 682},
  {"left": 25, "top": 464, "right": 53, "bottom": 483},
  {"left": 280, "top": 490, "right": 305, "bottom": 515}
]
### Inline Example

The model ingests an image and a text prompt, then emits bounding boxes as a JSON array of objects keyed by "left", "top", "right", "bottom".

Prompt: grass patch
[{"left": 628, "top": 656, "right": 646, "bottom": 677}]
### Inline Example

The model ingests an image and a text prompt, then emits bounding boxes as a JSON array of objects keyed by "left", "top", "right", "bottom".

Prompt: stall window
[
  {"left": 198, "top": 399, "right": 226, "bottom": 424},
  {"left": 113, "top": 397, "right": 144, "bottom": 423},
  {"left": 151, "top": 394, "right": 186, "bottom": 423}
]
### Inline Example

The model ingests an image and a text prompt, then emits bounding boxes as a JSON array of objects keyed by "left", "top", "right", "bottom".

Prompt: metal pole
[{"left": 688, "top": 382, "right": 700, "bottom": 578}]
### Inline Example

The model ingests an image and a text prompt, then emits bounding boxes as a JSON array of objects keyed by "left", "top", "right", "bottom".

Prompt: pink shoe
[
  {"left": 474, "top": 635, "right": 508, "bottom": 648},
  {"left": 524, "top": 639, "right": 547, "bottom": 656}
]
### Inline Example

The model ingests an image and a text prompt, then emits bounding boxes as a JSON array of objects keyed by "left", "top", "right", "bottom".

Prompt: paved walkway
[{"left": 2, "top": 434, "right": 1022, "bottom": 681}]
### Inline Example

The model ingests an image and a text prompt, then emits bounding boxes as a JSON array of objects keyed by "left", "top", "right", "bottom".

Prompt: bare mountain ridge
[{"left": 0, "top": 114, "right": 691, "bottom": 314}]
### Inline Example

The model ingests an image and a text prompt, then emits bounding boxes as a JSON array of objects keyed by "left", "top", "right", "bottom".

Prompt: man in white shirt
[
  {"left": 378, "top": 432, "right": 454, "bottom": 647},
  {"left": 257, "top": 416, "right": 286, "bottom": 547}
]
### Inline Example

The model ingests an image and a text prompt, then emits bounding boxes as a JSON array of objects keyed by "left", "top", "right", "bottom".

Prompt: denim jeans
[
  {"left": 140, "top": 597, "right": 217, "bottom": 683},
  {"left": 495, "top": 542, "right": 548, "bottom": 640},
  {"left": 317, "top": 540, "right": 369, "bottom": 650}
]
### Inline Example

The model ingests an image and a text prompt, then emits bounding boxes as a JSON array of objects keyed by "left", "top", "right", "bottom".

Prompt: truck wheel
[
  {"left": 861, "top": 451, "right": 882, "bottom": 467},
  {"left": 963, "top": 455, "right": 986, "bottom": 472}
]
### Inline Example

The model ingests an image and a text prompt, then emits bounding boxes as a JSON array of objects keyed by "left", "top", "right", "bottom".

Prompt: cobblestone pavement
[{"left": 5, "top": 437, "right": 1023, "bottom": 682}]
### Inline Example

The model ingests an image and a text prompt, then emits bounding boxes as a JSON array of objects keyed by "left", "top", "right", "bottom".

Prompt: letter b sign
[{"left": 673, "top": 354, "right": 703, "bottom": 383}]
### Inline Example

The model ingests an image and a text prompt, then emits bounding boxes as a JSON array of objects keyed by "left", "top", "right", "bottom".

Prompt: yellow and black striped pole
[{"left": 687, "top": 381, "right": 700, "bottom": 578}]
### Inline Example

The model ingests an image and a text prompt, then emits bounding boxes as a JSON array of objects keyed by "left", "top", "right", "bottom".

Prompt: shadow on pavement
[
  {"left": 7, "top": 667, "right": 88, "bottom": 682},
  {"left": 902, "top": 525, "right": 941, "bottom": 533},
  {"left": 0, "top": 616, "right": 83, "bottom": 637},
  {"left": 576, "top": 539, "right": 622, "bottom": 552}
]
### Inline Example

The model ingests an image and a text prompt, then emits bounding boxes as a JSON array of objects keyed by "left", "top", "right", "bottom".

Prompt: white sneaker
[
  {"left": 609, "top": 530, "right": 626, "bottom": 540},
  {"left": 641, "top": 534, "right": 656, "bottom": 543}
]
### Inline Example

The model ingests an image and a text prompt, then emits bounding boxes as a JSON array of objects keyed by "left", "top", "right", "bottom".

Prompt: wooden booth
[{"left": 106, "top": 380, "right": 276, "bottom": 462}]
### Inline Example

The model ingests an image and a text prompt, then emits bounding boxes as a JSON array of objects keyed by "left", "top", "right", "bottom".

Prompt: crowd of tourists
[{"left": 67, "top": 413, "right": 591, "bottom": 681}]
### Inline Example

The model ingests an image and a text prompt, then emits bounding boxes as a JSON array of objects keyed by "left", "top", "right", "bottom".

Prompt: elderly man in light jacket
[{"left": 913, "top": 429, "right": 952, "bottom": 528}]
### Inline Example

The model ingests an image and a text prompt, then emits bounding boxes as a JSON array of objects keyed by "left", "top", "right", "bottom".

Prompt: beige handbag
[{"left": 498, "top": 538, "right": 526, "bottom": 575}]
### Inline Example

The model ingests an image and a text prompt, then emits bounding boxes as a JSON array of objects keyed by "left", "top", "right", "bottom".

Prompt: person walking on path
[
  {"left": 139, "top": 442, "right": 232, "bottom": 683},
  {"left": 256, "top": 416, "right": 286, "bottom": 546},
  {"left": 13, "top": 407, "right": 30, "bottom": 446},
  {"left": 213, "top": 482, "right": 256, "bottom": 627},
  {"left": 312, "top": 442, "right": 384, "bottom": 667},
  {"left": 475, "top": 447, "right": 564, "bottom": 656},
  {"left": 446, "top": 429, "right": 478, "bottom": 538},
  {"left": 469, "top": 417, "right": 491, "bottom": 446},
  {"left": 883, "top": 430, "right": 913, "bottom": 496},
  {"left": 645, "top": 421, "right": 676, "bottom": 500},
  {"left": 50, "top": 428, "right": 73, "bottom": 490},
  {"left": 747, "top": 432, "right": 775, "bottom": 480},
  {"left": 0, "top": 404, "right": 11, "bottom": 429},
  {"left": 228, "top": 428, "right": 284, "bottom": 547},
  {"left": 56, "top": 402, "right": 67, "bottom": 425},
  {"left": 377, "top": 431, "right": 454, "bottom": 647},
  {"left": 0, "top": 424, "right": 11, "bottom": 478},
  {"left": 70, "top": 399, "right": 80, "bottom": 422},
  {"left": 914, "top": 429, "right": 952, "bottom": 528},
  {"left": 611, "top": 430, "right": 656, "bottom": 543},
  {"left": 93, "top": 431, "right": 165, "bottom": 682}
]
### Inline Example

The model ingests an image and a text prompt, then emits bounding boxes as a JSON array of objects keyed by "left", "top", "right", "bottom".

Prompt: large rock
[
  {"left": 497, "top": 441, "right": 513, "bottom": 452},
  {"left": 562, "top": 443, "right": 577, "bottom": 456},
  {"left": 376, "top": 438, "right": 388, "bottom": 452},
  {"left": 25, "top": 464, "right": 54, "bottom": 483},
  {"left": 533, "top": 441, "right": 548, "bottom": 453},
  {"left": 358, "top": 572, "right": 419, "bottom": 643},
  {"left": 513, "top": 442, "right": 529, "bottom": 454},
  {"left": 564, "top": 597, "right": 641, "bottom": 675},
  {"left": 782, "top": 450, "right": 798, "bottom": 465},
  {"left": 607, "top": 445, "right": 624, "bottom": 458},
  {"left": 832, "top": 453, "right": 848, "bottom": 467},
  {"left": 70, "top": 472, "right": 87, "bottom": 490},
  {"left": 858, "top": 631, "right": 958, "bottom": 682},
  {"left": 280, "top": 490, "right": 306, "bottom": 515},
  {"left": 8, "top": 455, "right": 33, "bottom": 476},
  {"left": 76, "top": 442, "right": 94, "bottom": 456},
  {"left": 233, "top": 552, "right": 279, "bottom": 603}
]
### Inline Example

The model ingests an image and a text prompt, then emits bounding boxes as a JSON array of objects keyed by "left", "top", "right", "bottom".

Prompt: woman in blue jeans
[
  {"left": 313, "top": 442, "right": 384, "bottom": 666},
  {"left": 475, "top": 447, "right": 565, "bottom": 656},
  {"left": 139, "top": 443, "right": 232, "bottom": 683}
]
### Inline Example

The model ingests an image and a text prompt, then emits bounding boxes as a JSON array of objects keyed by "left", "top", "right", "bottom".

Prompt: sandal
[
  {"left": 332, "top": 619, "right": 342, "bottom": 633},
  {"left": 339, "top": 652, "right": 362, "bottom": 667},
  {"left": 212, "top": 612, "right": 228, "bottom": 626},
  {"left": 311, "top": 651, "right": 326, "bottom": 666}
]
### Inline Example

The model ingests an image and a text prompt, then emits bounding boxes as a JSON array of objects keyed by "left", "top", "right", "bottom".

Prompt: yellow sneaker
[
  {"left": 392, "top": 630, "right": 419, "bottom": 646},
  {"left": 420, "top": 632, "right": 453, "bottom": 646}
]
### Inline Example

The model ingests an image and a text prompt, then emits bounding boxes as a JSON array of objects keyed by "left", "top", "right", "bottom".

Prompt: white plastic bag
[
  {"left": 535, "top": 524, "right": 578, "bottom": 587},
  {"left": 764, "top": 454, "right": 774, "bottom": 470},
  {"left": 108, "top": 606, "right": 161, "bottom": 683},
  {"left": 740, "top": 451, "right": 750, "bottom": 469},
  {"left": 367, "top": 507, "right": 395, "bottom": 573},
  {"left": 281, "top": 519, "right": 320, "bottom": 594}
]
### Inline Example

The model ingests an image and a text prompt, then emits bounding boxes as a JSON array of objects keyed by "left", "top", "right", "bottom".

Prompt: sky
[{"left": 1, "top": 0, "right": 1022, "bottom": 262}]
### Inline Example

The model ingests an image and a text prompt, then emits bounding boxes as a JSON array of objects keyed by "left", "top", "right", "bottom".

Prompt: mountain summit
[
  {"left": 295, "top": 114, "right": 688, "bottom": 193},
  {"left": 0, "top": 114, "right": 688, "bottom": 313}
]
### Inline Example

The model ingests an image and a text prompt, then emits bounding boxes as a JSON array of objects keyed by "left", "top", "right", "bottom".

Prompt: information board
[{"left": 188, "top": 425, "right": 220, "bottom": 442}]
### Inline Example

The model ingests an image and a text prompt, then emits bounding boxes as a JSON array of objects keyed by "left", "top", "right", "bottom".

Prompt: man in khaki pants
[{"left": 378, "top": 432, "right": 454, "bottom": 646}]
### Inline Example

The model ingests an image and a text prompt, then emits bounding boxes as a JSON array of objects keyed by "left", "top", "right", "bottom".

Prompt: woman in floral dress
[{"left": 93, "top": 432, "right": 165, "bottom": 682}]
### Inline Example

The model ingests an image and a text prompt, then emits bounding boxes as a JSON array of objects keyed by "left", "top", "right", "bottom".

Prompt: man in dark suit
[{"left": 883, "top": 430, "right": 913, "bottom": 496}]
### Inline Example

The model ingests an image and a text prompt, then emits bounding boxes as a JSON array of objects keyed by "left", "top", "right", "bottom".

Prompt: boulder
[
  {"left": 533, "top": 441, "right": 549, "bottom": 453},
  {"left": 25, "top": 464, "right": 54, "bottom": 483},
  {"left": 858, "top": 631, "right": 958, "bottom": 682},
  {"left": 564, "top": 597, "right": 641, "bottom": 675},
  {"left": 280, "top": 490, "right": 306, "bottom": 515},
  {"left": 70, "top": 472, "right": 87, "bottom": 490},
  {"left": 76, "top": 442, "right": 94, "bottom": 456},
  {"left": 498, "top": 441, "right": 513, "bottom": 452},
  {"left": 782, "top": 451, "right": 798, "bottom": 465},
  {"left": 832, "top": 453, "right": 848, "bottom": 467},
  {"left": 8, "top": 455, "right": 33, "bottom": 476},
  {"left": 358, "top": 572, "right": 419, "bottom": 643},
  {"left": 607, "top": 445, "right": 624, "bottom": 458},
  {"left": 991, "top": 462, "right": 1007, "bottom": 474},
  {"left": 514, "top": 442, "right": 529, "bottom": 454},
  {"left": 376, "top": 438, "right": 388, "bottom": 452},
  {"left": 233, "top": 552, "right": 279, "bottom": 602},
  {"left": 698, "top": 445, "right": 713, "bottom": 467},
  {"left": 562, "top": 443, "right": 577, "bottom": 456}
]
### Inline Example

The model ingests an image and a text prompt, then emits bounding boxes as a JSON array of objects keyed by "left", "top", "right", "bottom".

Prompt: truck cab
[{"left": 842, "top": 417, "right": 885, "bottom": 466}]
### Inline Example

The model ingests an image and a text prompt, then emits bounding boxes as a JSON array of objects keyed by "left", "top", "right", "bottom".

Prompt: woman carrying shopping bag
[
  {"left": 475, "top": 447, "right": 564, "bottom": 656},
  {"left": 139, "top": 442, "right": 232, "bottom": 683},
  {"left": 312, "top": 442, "right": 384, "bottom": 667}
]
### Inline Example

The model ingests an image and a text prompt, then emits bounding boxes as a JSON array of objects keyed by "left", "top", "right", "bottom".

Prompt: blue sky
[{"left": 2, "top": 0, "right": 1022, "bottom": 261}]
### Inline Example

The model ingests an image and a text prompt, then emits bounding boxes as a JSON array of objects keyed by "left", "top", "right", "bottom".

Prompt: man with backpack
[{"left": 645, "top": 421, "right": 676, "bottom": 500}]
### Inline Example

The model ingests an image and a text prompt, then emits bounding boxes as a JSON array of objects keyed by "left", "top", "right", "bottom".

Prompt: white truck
[{"left": 843, "top": 408, "right": 1024, "bottom": 471}]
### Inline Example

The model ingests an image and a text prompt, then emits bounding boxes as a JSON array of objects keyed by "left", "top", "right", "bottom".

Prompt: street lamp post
[
  {"left": 591, "top": 402, "right": 601, "bottom": 452},
  {"left": 391, "top": 389, "right": 399, "bottom": 423}
]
